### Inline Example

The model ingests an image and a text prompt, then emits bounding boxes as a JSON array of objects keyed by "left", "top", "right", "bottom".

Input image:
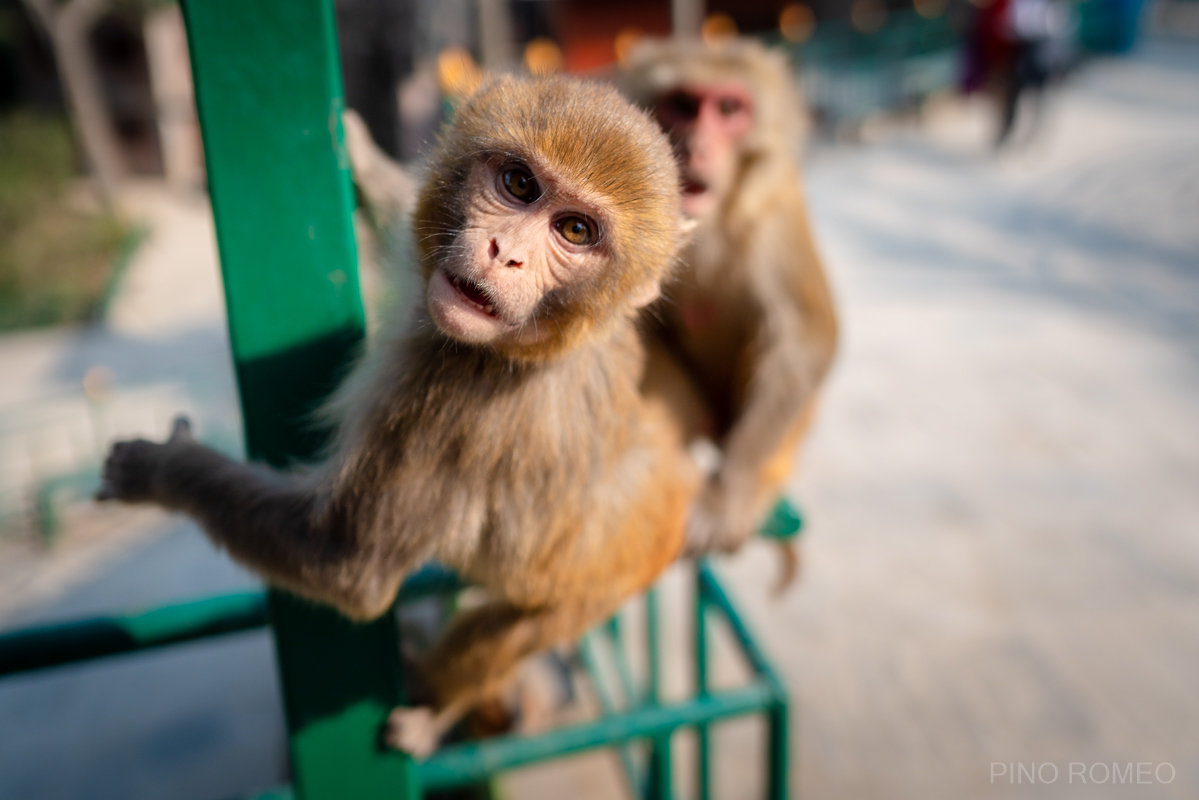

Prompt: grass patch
[{"left": 0, "top": 111, "right": 132, "bottom": 331}]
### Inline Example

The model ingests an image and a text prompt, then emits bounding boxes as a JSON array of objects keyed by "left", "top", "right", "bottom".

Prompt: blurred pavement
[
  {"left": 1, "top": 38, "right": 1198, "bottom": 800},
  {"left": 753, "top": 37, "right": 1199, "bottom": 800}
]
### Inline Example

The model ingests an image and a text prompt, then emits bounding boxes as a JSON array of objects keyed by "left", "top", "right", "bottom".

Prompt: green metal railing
[
  {"left": 0, "top": 565, "right": 463, "bottom": 678},
  {"left": 0, "top": 1, "right": 800, "bottom": 798},
  {"left": 0, "top": 590, "right": 266, "bottom": 675},
  {"left": 414, "top": 560, "right": 790, "bottom": 799},
  {"left": 0, "top": 557, "right": 791, "bottom": 800}
]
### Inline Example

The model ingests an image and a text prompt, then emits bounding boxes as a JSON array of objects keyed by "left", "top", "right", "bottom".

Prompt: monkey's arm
[
  {"left": 685, "top": 211, "right": 838, "bottom": 557},
  {"left": 684, "top": 347, "right": 819, "bottom": 556},
  {"left": 97, "top": 419, "right": 415, "bottom": 619}
]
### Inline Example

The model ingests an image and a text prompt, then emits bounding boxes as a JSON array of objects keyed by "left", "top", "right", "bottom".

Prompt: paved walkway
[
  {"left": 764, "top": 38, "right": 1199, "bottom": 800},
  {"left": 1, "top": 38, "right": 1197, "bottom": 800}
]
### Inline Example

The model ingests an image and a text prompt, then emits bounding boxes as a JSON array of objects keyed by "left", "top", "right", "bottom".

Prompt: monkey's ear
[{"left": 629, "top": 280, "right": 662, "bottom": 309}]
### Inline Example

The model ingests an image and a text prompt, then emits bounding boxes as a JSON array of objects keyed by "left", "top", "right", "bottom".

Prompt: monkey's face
[
  {"left": 426, "top": 156, "right": 618, "bottom": 347},
  {"left": 653, "top": 82, "right": 754, "bottom": 220}
]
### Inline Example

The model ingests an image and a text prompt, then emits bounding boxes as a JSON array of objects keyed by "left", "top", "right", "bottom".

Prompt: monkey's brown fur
[
  {"left": 98, "top": 75, "right": 698, "bottom": 752},
  {"left": 622, "top": 40, "right": 839, "bottom": 569}
]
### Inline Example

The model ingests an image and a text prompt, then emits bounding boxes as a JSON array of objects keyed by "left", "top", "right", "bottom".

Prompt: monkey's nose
[{"left": 488, "top": 238, "right": 523, "bottom": 269}]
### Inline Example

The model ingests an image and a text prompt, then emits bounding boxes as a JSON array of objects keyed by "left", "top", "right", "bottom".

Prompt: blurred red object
[{"left": 556, "top": 0, "right": 671, "bottom": 72}]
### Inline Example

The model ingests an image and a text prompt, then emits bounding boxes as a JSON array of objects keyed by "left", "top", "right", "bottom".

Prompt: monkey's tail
[
  {"left": 773, "top": 539, "right": 803, "bottom": 596},
  {"left": 760, "top": 497, "right": 804, "bottom": 595}
]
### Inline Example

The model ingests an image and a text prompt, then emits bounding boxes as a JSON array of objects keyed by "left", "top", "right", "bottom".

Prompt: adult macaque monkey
[
  {"left": 96, "top": 76, "right": 697, "bottom": 757},
  {"left": 621, "top": 40, "right": 839, "bottom": 576}
]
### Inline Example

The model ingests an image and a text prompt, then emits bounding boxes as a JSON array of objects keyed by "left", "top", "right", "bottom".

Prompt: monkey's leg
[
  {"left": 753, "top": 393, "right": 821, "bottom": 500},
  {"left": 386, "top": 599, "right": 608, "bottom": 757},
  {"left": 385, "top": 698, "right": 476, "bottom": 760},
  {"left": 686, "top": 381, "right": 823, "bottom": 557},
  {"left": 755, "top": 396, "right": 821, "bottom": 590},
  {"left": 98, "top": 418, "right": 416, "bottom": 619}
]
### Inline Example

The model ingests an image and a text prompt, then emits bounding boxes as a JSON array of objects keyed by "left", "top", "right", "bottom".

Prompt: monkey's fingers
[
  {"left": 341, "top": 108, "right": 415, "bottom": 219},
  {"left": 94, "top": 439, "right": 161, "bottom": 504},
  {"left": 95, "top": 441, "right": 132, "bottom": 502},
  {"left": 772, "top": 540, "right": 802, "bottom": 596},
  {"left": 341, "top": 108, "right": 377, "bottom": 177}
]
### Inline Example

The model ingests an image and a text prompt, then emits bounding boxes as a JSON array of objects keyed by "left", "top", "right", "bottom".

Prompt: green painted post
[
  {"left": 606, "top": 615, "right": 640, "bottom": 708},
  {"left": 694, "top": 563, "right": 711, "bottom": 800},
  {"left": 0, "top": 591, "right": 266, "bottom": 676},
  {"left": 179, "top": 1, "right": 416, "bottom": 798},
  {"left": 645, "top": 586, "right": 672, "bottom": 800},
  {"left": 578, "top": 632, "right": 641, "bottom": 793},
  {"left": 768, "top": 700, "right": 790, "bottom": 800},
  {"left": 699, "top": 562, "right": 792, "bottom": 800}
]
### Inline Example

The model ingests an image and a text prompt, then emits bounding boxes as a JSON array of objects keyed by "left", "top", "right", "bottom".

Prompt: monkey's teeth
[{"left": 447, "top": 273, "right": 499, "bottom": 318}]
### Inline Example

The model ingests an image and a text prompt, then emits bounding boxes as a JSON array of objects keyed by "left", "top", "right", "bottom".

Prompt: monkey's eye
[
  {"left": 501, "top": 166, "right": 542, "bottom": 204},
  {"left": 555, "top": 215, "right": 595, "bottom": 246},
  {"left": 719, "top": 97, "right": 744, "bottom": 116},
  {"left": 661, "top": 91, "right": 699, "bottom": 120}
]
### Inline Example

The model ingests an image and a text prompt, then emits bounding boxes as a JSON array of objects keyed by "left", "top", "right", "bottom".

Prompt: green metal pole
[
  {"left": 417, "top": 683, "right": 778, "bottom": 790},
  {"left": 578, "top": 632, "right": 641, "bottom": 793},
  {"left": 0, "top": 567, "right": 461, "bottom": 679},
  {"left": 606, "top": 614, "right": 640, "bottom": 708},
  {"left": 768, "top": 699, "right": 790, "bottom": 800},
  {"left": 694, "top": 562, "right": 711, "bottom": 800},
  {"left": 699, "top": 562, "right": 792, "bottom": 800},
  {"left": 0, "top": 591, "right": 267, "bottom": 676},
  {"left": 179, "top": 1, "right": 416, "bottom": 797},
  {"left": 645, "top": 586, "right": 672, "bottom": 800}
]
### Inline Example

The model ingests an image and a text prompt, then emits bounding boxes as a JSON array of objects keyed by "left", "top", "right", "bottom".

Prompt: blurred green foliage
[{"left": 0, "top": 111, "right": 131, "bottom": 330}]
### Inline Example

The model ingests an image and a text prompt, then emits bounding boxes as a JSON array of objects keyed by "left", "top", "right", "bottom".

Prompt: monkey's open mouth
[
  {"left": 682, "top": 179, "right": 707, "bottom": 196},
  {"left": 447, "top": 273, "right": 499, "bottom": 318}
]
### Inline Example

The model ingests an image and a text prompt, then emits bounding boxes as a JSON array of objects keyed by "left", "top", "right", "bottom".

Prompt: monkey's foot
[
  {"left": 682, "top": 480, "right": 757, "bottom": 557},
  {"left": 385, "top": 706, "right": 440, "bottom": 759}
]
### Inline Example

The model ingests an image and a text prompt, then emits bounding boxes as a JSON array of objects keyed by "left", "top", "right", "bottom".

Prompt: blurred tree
[
  {"left": 0, "top": 111, "right": 129, "bottom": 329},
  {"left": 20, "top": 0, "right": 124, "bottom": 204}
]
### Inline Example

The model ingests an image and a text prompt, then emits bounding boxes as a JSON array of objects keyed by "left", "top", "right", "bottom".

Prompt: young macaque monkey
[
  {"left": 96, "top": 75, "right": 697, "bottom": 757},
  {"left": 621, "top": 40, "right": 839, "bottom": 582}
]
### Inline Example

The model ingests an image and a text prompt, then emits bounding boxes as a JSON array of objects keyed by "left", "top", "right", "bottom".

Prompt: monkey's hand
[
  {"left": 95, "top": 417, "right": 194, "bottom": 505},
  {"left": 342, "top": 108, "right": 415, "bottom": 221},
  {"left": 682, "top": 476, "right": 759, "bottom": 557},
  {"left": 342, "top": 109, "right": 377, "bottom": 180}
]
